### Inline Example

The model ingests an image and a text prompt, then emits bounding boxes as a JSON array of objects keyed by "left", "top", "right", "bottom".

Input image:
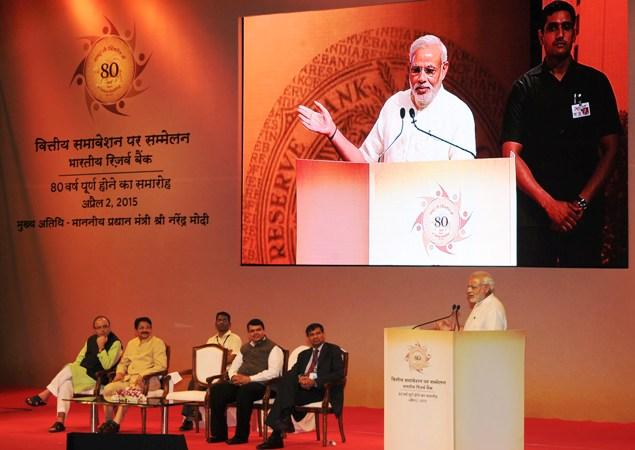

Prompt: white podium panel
[
  {"left": 384, "top": 328, "right": 525, "bottom": 450},
  {"left": 297, "top": 158, "right": 516, "bottom": 265}
]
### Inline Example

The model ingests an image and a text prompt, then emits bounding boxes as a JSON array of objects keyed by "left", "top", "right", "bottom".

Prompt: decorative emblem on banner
[
  {"left": 71, "top": 18, "right": 150, "bottom": 117},
  {"left": 412, "top": 185, "right": 471, "bottom": 254},
  {"left": 405, "top": 342, "right": 431, "bottom": 373}
]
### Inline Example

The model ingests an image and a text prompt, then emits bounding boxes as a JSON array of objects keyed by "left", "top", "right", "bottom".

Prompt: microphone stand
[
  {"left": 408, "top": 108, "right": 476, "bottom": 158},
  {"left": 412, "top": 305, "right": 457, "bottom": 330},
  {"left": 453, "top": 304, "right": 461, "bottom": 331},
  {"left": 377, "top": 107, "right": 406, "bottom": 162}
]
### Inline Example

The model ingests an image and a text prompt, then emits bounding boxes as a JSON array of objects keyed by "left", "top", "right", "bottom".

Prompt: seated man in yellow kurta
[
  {"left": 25, "top": 315, "right": 122, "bottom": 433},
  {"left": 98, "top": 316, "right": 167, "bottom": 433}
]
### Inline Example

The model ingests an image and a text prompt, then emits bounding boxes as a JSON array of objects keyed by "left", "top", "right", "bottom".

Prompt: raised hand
[{"left": 297, "top": 101, "right": 336, "bottom": 137}]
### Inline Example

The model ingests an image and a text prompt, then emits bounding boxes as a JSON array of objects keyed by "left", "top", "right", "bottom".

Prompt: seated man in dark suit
[{"left": 258, "top": 323, "right": 344, "bottom": 449}]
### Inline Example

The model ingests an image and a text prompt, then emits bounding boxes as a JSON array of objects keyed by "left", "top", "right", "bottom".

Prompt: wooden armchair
[
  {"left": 165, "top": 344, "right": 228, "bottom": 439},
  {"left": 294, "top": 351, "right": 348, "bottom": 446},
  {"left": 252, "top": 348, "right": 290, "bottom": 438},
  {"left": 139, "top": 344, "right": 171, "bottom": 432}
]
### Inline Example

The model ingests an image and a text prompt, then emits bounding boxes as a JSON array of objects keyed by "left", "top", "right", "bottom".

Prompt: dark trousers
[
  {"left": 265, "top": 372, "right": 323, "bottom": 430},
  {"left": 209, "top": 381, "right": 266, "bottom": 440},
  {"left": 517, "top": 200, "right": 604, "bottom": 267},
  {"left": 518, "top": 222, "right": 602, "bottom": 267},
  {"left": 181, "top": 378, "right": 202, "bottom": 419}
]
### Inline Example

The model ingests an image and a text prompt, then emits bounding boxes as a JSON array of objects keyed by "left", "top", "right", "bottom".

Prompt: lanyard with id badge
[{"left": 571, "top": 93, "right": 590, "bottom": 119}]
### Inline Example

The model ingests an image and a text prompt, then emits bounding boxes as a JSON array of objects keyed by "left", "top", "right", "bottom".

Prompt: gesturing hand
[{"left": 297, "top": 101, "right": 336, "bottom": 137}]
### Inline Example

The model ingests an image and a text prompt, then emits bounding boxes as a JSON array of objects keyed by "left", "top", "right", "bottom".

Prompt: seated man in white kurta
[
  {"left": 298, "top": 34, "right": 475, "bottom": 162},
  {"left": 25, "top": 315, "right": 122, "bottom": 433}
]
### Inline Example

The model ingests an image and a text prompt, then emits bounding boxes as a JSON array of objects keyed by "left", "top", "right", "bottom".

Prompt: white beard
[{"left": 410, "top": 80, "right": 440, "bottom": 109}]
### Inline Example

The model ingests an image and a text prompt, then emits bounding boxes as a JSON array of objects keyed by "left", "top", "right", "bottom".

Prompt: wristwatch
[{"left": 576, "top": 196, "right": 588, "bottom": 210}]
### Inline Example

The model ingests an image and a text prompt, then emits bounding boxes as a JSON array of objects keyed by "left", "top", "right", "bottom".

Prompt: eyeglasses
[
  {"left": 409, "top": 62, "right": 447, "bottom": 78},
  {"left": 545, "top": 21, "right": 574, "bottom": 33},
  {"left": 94, "top": 325, "right": 110, "bottom": 329}
]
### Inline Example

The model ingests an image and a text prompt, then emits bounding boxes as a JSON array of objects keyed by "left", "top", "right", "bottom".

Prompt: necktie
[{"left": 306, "top": 348, "right": 319, "bottom": 375}]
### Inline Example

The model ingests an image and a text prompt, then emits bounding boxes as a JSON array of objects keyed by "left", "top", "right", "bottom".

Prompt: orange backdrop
[{"left": 0, "top": 0, "right": 633, "bottom": 422}]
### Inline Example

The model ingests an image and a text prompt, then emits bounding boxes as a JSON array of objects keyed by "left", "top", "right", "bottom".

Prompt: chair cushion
[
  {"left": 146, "top": 389, "right": 165, "bottom": 399},
  {"left": 166, "top": 390, "right": 206, "bottom": 402},
  {"left": 299, "top": 401, "right": 332, "bottom": 408},
  {"left": 293, "top": 413, "right": 316, "bottom": 432}
]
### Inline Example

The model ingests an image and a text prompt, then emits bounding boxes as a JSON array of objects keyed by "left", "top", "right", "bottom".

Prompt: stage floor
[{"left": 2, "top": 388, "right": 633, "bottom": 449}]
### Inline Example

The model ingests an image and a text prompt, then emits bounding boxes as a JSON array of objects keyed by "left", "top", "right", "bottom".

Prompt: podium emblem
[
  {"left": 405, "top": 342, "right": 431, "bottom": 373},
  {"left": 413, "top": 185, "right": 471, "bottom": 254}
]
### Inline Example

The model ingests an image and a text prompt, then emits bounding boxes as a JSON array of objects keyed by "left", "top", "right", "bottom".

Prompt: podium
[
  {"left": 296, "top": 158, "right": 516, "bottom": 265},
  {"left": 384, "top": 328, "right": 525, "bottom": 450}
]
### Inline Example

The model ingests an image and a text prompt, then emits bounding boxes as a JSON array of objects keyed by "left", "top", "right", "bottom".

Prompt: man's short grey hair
[
  {"left": 409, "top": 35, "right": 448, "bottom": 64},
  {"left": 472, "top": 271, "right": 495, "bottom": 290}
]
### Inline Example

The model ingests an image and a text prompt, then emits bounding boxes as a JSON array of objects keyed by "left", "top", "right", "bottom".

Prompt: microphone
[
  {"left": 412, "top": 305, "right": 457, "bottom": 330},
  {"left": 408, "top": 108, "right": 476, "bottom": 158},
  {"left": 453, "top": 304, "right": 461, "bottom": 331},
  {"left": 377, "top": 107, "right": 406, "bottom": 162}
]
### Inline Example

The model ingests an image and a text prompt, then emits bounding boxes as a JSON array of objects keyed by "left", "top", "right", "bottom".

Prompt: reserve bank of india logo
[
  {"left": 412, "top": 185, "right": 471, "bottom": 254},
  {"left": 241, "top": 27, "right": 508, "bottom": 264},
  {"left": 405, "top": 342, "right": 431, "bottom": 373},
  {"left": 71, "top": 18, "right": 150, "bottom": 117}
]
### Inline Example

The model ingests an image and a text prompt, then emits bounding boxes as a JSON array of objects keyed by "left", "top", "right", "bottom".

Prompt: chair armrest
[
  {"left": 205, "top": 373, "right": 225, "bottom": 384},
  {"left": 322, "top": 377, "right": 346, "bottom": 388},
  {"left": 162, "top": 368, "right": 192, "bottom": 386},
  {"left": 319, "top": 377, "right": 346, "bottom": 408},
  {"left": 141, "top": 370, "right": 169, "bottom": 395},
  {"left": 92, "top": 367, "right": 118, "bottom": 395},
  {"left": 260, "top": 382, "right": 278, "bottom": 408}
]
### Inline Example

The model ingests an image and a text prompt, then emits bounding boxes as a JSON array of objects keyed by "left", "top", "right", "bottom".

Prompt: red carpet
[{"left": 2, "top": 388, "right": 634, "bottom": 449}]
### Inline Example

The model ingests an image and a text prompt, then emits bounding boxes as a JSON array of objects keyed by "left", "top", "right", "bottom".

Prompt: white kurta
[
  {"left": 359, "top": 87, "right": 475, "bottom": 163},
  {"left": 464, "top": 293, "right": 507, "bottom": 331}
]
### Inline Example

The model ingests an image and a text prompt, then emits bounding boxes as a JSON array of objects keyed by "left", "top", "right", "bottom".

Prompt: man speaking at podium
[
  {"left": 298, "top": 35, "right": 476, "bottom": 163},
  {"left": 440, "top": 271, "right": 507, "bottom": 331}
]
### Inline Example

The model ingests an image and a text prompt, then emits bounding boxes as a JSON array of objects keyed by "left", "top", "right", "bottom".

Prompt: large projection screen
[{"left": 241, "top": 1, "right": 627, "bottom": 268}]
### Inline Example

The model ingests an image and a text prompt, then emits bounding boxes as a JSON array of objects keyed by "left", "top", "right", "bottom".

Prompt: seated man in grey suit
[{"left": 258, "top": 323, "right": 344, "bottom": 449}]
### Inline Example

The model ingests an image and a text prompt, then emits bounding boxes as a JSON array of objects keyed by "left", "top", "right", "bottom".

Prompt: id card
[{"left": 571, "top": 102, "right": 591, "bottom": 119}]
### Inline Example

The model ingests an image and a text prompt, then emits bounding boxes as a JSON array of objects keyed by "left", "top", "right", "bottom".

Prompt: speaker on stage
[{"left": 67, "top": 432, "right": 188, "bottom": 450}]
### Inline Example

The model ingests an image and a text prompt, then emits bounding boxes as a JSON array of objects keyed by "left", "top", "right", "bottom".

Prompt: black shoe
[
  {"left": 179, "top": 419, "right": 194, "bottom": 431},
  {"left": 270, "top": 416, "right": 294, "bottom": 433},
  {"left": 207, "top": 435, "right": 227, "bottom": 443},
  {"left": 97, "top": 420, "right": 120, "bottom": 434},
  {"left": 26, "top": 395, "right": 46, "bottom": 407},
  {"left": 48, "top": 422, "right": 66, "bottom": 433},
  {"left": 256, "top": 435, "right": 284, "bottom": 449},
  {"left": 226, "top": 436, "right": 248, "bottom": 445}
]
